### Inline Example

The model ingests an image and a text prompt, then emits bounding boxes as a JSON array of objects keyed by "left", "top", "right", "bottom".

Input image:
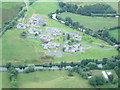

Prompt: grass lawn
[
  {"left": 109, "top": 29, "right": 119, "bottom": 41},
  {"left": 18, "top": 70, "right": 92, "bottom": 88},
  {"left": 55, "top": 48, "right": 118, "bottom": 61},
  {"left": 0, "top": 72, "right": 11, "bottom": 88},
  {"left": 2, "top": 29, "right": 42, "bottom": 64},
  {"left": 1, "top": 2, "right": 25, "bottom": 26},
  {"left": 58, "top": 12, "right": 118, "bottom": 30}
]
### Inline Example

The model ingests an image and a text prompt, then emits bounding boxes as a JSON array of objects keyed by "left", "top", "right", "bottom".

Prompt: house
[
  {"left": 69, "top": 32, "right": 82, "bottom": 41},
  {"left": 39, "top": 34, "right": 54, "bottom": 42},
  {"left": 27, "top": 28, "right": 42, "bottom": 35},
  {"left": 16, "top": 23, "right": 29, "bottom": 30},
  {"left": 28, "top": 15, "right": 47, "bottom": 27},
  {"left": 64, "top": 44, "right": 84, "bottom": 53},
  {"left": 45, "top": 27, "right": 63, "bottom": 36},
  {"left": 42, "top": 42, "right": 60, "bottom": 49}
]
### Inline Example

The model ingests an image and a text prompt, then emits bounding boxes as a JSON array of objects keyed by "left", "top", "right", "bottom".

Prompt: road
[
  {"left": 0, "top": 66, "right": 73, "bottom": 72},
  {"left": 22, "top": 0, "right": 29, "bottom": 23}
]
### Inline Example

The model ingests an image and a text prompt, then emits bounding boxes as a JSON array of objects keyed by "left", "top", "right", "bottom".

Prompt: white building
[
  {"left": 27, "top": 28, "right": 42, "bottom": 35},
  {"left": 39, "top": 34, "right": 54, "bottom": 42},
  {"left": 102, "top": 71, "right": 109, "bottom": 80},
  {"left": 69, "top": 32, "right": 82, "bottom": 41},
  {"left": 16, "top": 23, "right": 29, "bottom": 30},
  {"left": 45, "top": 27, "right": 63, "bottom": 36},
  {"left": 42, "top": 42, "right": 60, "bottom": 49},
  {"left": 64, "top": 44, "right": 84, "bottom": 53}
]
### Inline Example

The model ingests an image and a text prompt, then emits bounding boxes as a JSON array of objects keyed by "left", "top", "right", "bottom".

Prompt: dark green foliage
[
  {"left": 77, "top": 4, "right": 116, "bottom": 15},
  {"left": 89, "top": 75, "right": 106, "bottom": 86},
  {"left": 24, "top": 65, "right": 35, "bottom": 73},
  {"left": 58, "top": 2, "right": 116, "bottom": 16}
]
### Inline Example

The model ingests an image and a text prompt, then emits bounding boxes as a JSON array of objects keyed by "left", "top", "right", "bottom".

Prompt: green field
[
  {"left": 58, "top": 12, "right": 118, "bottom": 30},
  {"left": 17, "top": 70, "right": 118, "bottom": 88},
  {"left": 2, "top": 29, "right": 42, "bottom": 64},
  {"left": 109, "top": 29, "right": 119, "bottom": 41},
  {"left": 18, "top": 70, "right": 92, "bottom": 88},
  {"left": 55, "top": 48, "right": 118, "bottom": 61},
  {"left": 1, "top": 2, "right": 25, "bottom": 26},
  {"left": 0, "top": 72, "right": 11, "bottom": 88}
]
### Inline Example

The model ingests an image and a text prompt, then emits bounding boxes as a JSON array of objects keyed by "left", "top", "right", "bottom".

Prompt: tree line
[
  {"left": 58, "top": 2, "right": 117, "bottom": 17},
  {"left": 49, "top": 14, "right": 119, "bottom": 45}
]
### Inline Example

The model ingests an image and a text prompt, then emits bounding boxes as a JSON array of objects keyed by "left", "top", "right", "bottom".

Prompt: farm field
[
  {"left": 17, "top": 70, "right": 92, "bottom": 88},
  {"left": 109, "top": 29, "right": 119, "bottom": 41},
  {"left": 55, "top": 48, "right": 117, "bottom": 61},
  {"left": 0, "top": 72, "right": 11, "bottom": 88},
  {"left": 2, "top": 29, "right": 42, "bottom": 64},
  {"left": 17, "top": 70, "right": 118, "bottom": 88},
  {"left": 58, "top": 12, "right": 118, "bottom": 30},
  {"left": 1, "top": 2, "right": 25, "bottom": 26}
]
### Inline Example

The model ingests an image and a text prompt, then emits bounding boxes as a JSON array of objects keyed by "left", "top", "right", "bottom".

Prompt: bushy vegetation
[
  {"left": 6, "top": 63, "right": 18, "bottom": 88},
  {"left": 58, "top": 2, "right": 116, "bottom": 16},
  {"left": 89, "top": 75, "right": 106, "bottom": 86}
]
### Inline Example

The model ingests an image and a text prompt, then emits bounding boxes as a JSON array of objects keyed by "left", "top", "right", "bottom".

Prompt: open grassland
[
  {"left": 0, "top": 72, "right": 11, "bottom": 88},
  {"left": 109, "top": 29, "right": 119, "bottom": 41},
  {"left": 58, "top": 12, "right": 118, "bottom": 30},
  {"left": 17, "top": 70, "right": 118, "bottom": 88},
  {"left": 2, "top": 29, "right": 42, "bottom": 64},
  {"left": 18, "top": 70, "right": 92, "bottom": 88},
  {"left": 1, "top": 2, "right": 25, "bottom": 26},
  {"left": 55, "top": 48, "right": 117, "bottom": 61}
]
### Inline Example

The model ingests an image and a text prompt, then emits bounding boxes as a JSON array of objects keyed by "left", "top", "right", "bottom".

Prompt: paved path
[
  {"left": 0, "top": 66, "right": 73, "bottom": 72},
  {"left": 22, "top": 0, "right": 29, "bottom": 23}
]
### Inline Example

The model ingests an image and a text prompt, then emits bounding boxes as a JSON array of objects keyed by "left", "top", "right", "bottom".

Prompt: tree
[
  {"left": 87, "top": 62, "right": 97, "bottom": 70},
  {"left": 89, "top": 75, "right": 106, "bottom": 86},
  {"left": 24, "top": 64, "right": 35, "bottom": 73},
  {"left": 65, "top": 17, "right": 72, "bottom": 23},
  {"left": 59, "top": 2, "right": 66, "bottom": 8},
  {"left": 67, "top": 34, "right": 70, "bottom": 40},
  {"left": 89, "top": 76, "right": 97, "bottom": 86}
]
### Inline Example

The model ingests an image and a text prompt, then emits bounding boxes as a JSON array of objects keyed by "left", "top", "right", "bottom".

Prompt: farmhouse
[
  {"left": 28, "top": 15, "right": 47, "bottom": 27},
  {"left": 42, "top": 42, "right": 60, "bottom": 49},
  {"left": 16, "top": 23, "right": 29, "bottom": 30},
  {"left": 39, "top": 34, "right": 54, "bottom": 42},
  {"left": 45, "top": 27, "right": 63, "bottom": 36},
  {"left": 64, "top": 44, "right": 84, "bottom": 53},
  {"left": 27, "top": 28, "right": 42, "bottom": 35},
  {"left": 69, "top": 32, "right": 82, "bottom": 41}
]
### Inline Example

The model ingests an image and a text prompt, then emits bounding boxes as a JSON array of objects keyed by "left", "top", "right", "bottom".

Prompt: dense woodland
[{"left": 58, "top": 2, "right": 117, "bottom": 16}]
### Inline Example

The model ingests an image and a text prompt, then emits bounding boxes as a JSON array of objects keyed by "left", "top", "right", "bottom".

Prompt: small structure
[
  {"left": 97, "top": 64, "right": 103, "bottom": 68},
  {"left": 16, "top": 23, "right": 29, "bottom": 30},
  {"left": 100, "top": 45, "right": 105, "bottom": 48},
  {"left": 107, "top": 72, "right": 112, "bottom": 75},
  {"left": 42, "top": 42, "right": 60, "bottom": 49},
  {"left": 102, "top": 71, "right": 109, "bottom": 80},
  {"left": 39, "top": 34, "right": 54, "bottom": 42},
  {"left": 45, "top": 27, "right": 63, "bottom": 36},
  {"left": 64, "top": 44, "right": 84, "bottom": 53},
  {"left": 26, "top": 35, "right": 37, "bottom": 39},
  {"left": 69, "top": 32, "right": 82, "bottom": 41},
  {"left": 28, "top": 15, "right": 47, "bottom": 27},
  {"left": 27, "top": 28, "right": 42, "bottom": 35}
]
